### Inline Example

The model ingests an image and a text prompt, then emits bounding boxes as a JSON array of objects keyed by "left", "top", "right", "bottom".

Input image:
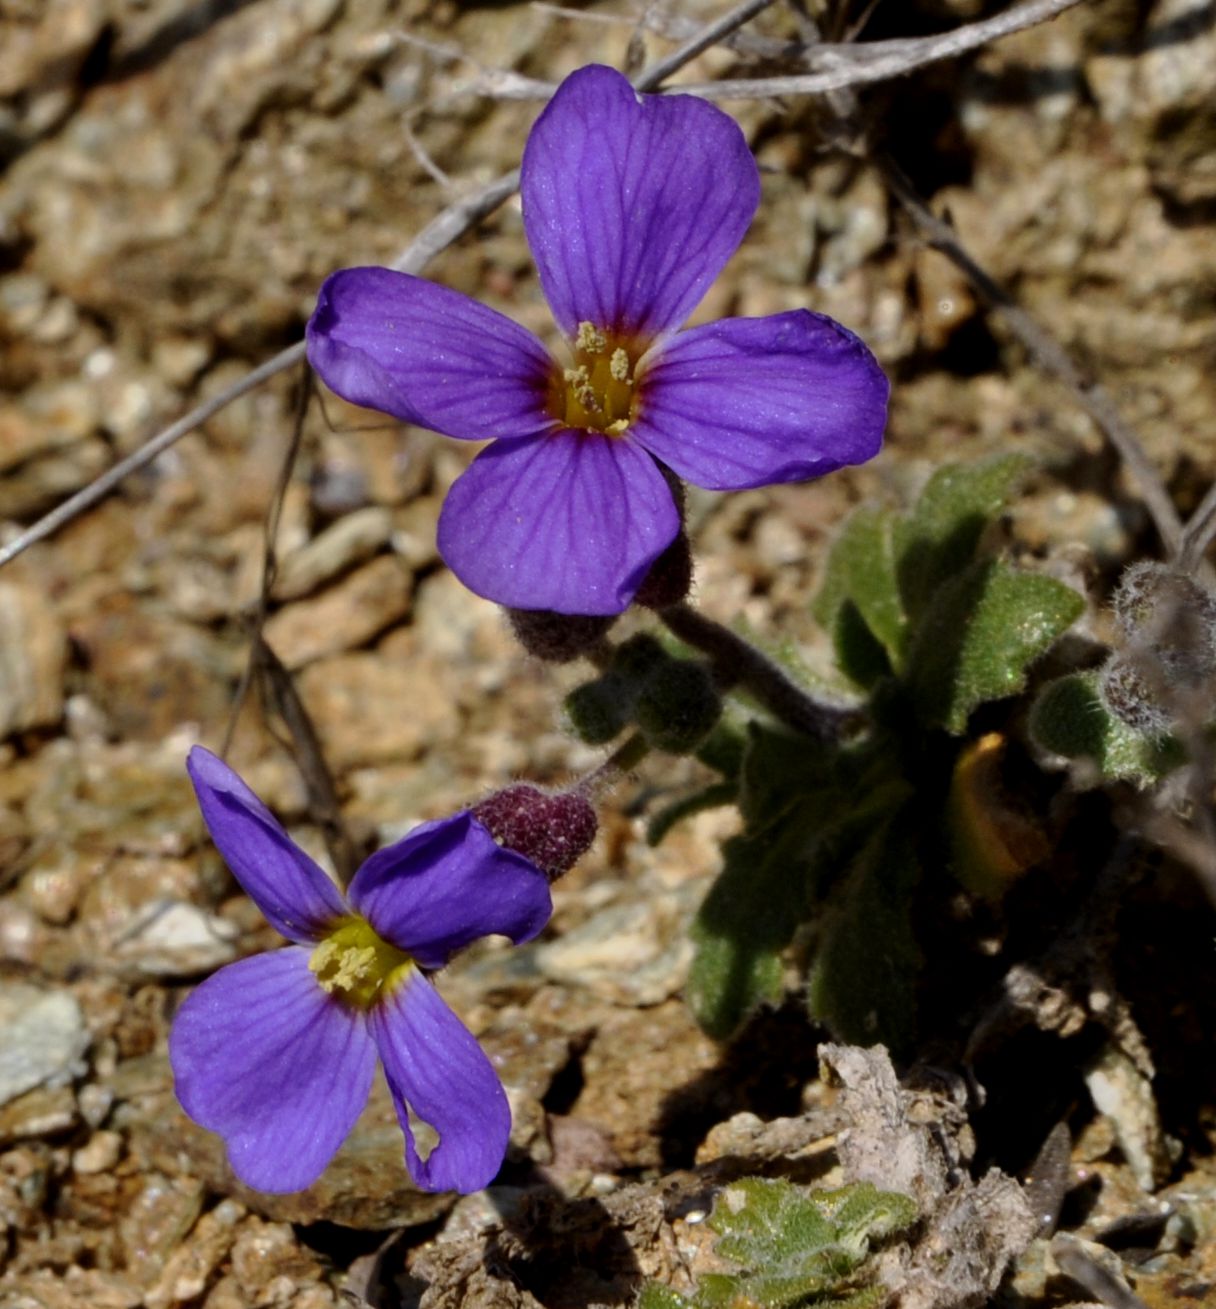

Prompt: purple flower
[
  {"left": 306, "top": 65, "right": 889, "bottom": 616},
  {"left": 169, "top": 747, "right": 552, "bottom": 1195}
]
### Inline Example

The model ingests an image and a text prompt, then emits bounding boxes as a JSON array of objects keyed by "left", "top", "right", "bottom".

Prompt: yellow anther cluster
[
  {"left": 309, "top": 918, "right": 412, "bottom": 1010},
  {"left": 552, "top": 322, "right": 641, "bottom": 436},
  {"left": 575, "top": 321, "right": 608, "bottom": 353}
]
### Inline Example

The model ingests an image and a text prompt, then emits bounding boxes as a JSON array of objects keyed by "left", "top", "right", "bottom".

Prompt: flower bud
[
  {"left": 1098, "top": 655, "right": 1174, "bottom": 738},
  {"left": 1112, "top": 563, "right": 1216, "bottom": 682},
  {"left": 611, "top": 633, "right": 669, "bottom": 682},
  {"left": 472, "top": 785, "right": 597, "bottom": 881},
  {"left": 635, "top": 529, "right": 693, "bottom": 610},
  {"left": 634, "top": 659, "right": 722, "bottom": 754},
  {"left": 565, "top": 675, "right": 631, "bottom": 745},
  {"left": 507, "top": 609, "right": 615, "bottom": 663}
]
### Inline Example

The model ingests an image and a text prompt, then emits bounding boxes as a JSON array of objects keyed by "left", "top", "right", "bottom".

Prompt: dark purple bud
[
  {"left": 1098, "top": 655, "right": 1174, "bottom": 737},
  {"left": 472, "top": 785, "right": 598, "bottom": 881},
  {"left": 635, "top": 528, "right": 694, "bottom": 610},
  {"left": 507, "top": 609, "right": 616, "bottom": 663}
]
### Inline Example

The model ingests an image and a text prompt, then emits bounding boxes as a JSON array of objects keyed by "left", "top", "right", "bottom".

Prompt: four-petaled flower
[
  {"left": 306, "top": 64, "right": 889, "bottom": 616},
  {"left": 169, "top": 747, "right": 552, "bottom": 1195}
]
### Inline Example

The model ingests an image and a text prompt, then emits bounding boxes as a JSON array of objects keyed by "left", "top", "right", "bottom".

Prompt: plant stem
[
  {"left": 576, "top": 732, "right": 651, "bottom": 798},
  {"left": 659, "top": 603, "right": 861, "bottom": 741}
]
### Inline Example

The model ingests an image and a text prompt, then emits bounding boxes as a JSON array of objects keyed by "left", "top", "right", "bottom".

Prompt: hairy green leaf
[
  {"left": 637, "top": 1284, "right": 693, "bottom": 1309},
  {"left": 905, "top": 559, "right": 1084, "bottom": 734},
  {"left": 815, "top": 507, "right": 905, "bottom": 682},
  {"left": 639, "top": 1178, "right": 915, "bottom": 1309},
  {"left": 807, "top": 818, "right": 923, "bottom": 1055},
  {"left": 1028, "top": 670, "right": 1185, "bottom": 785},
  {"left": 894, "top": 453, "right": 1033, "bottom": 620},
  {"left": 687, "top": 827, "right": 807, "bottom": 1039}
]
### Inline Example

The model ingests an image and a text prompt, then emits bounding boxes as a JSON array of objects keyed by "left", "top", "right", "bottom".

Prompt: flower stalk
[{"left": 659, "top": 603, "right": 863, "bottom": 742}]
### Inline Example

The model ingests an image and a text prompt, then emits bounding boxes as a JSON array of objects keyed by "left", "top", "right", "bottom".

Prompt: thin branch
[
  {"left": 531, "top": 0, "right": 789, "bottom": 57},
  {"left": 0, "top": 342, "right": 306, "bottom": 570},
  {"left": 1179, "top": 480, "right": 1216, "bottom": 573},
  {"left": 634, "top": 0, "right": 778, "bottom": 91},
  {"left": 0, "top": 0, "right": 780, "bottom": 572},
  {"left": 879, "top": 153, "right": 1186, "bottom": 557},
  {"left": 675, "top": 0, "right": 1085, "bottom": 98}
]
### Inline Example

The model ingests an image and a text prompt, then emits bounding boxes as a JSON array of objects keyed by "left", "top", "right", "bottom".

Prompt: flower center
[
  {"left": 308, "top": 918, "right": 412, "bottom": 1009},
  {"left": 551, "top": 321, "right": 643, "bottom": 435}
]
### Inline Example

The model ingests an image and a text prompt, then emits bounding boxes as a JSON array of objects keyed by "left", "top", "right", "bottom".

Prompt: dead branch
[
  {"left": 878, "top": 154, "right": 1186, "bottom": 558},
  {"left": 675, "top": 0, "right": 1086, "bottom": 98}
]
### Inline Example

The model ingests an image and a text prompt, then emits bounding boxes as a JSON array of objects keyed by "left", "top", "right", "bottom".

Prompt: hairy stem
[
  {"left": 659, "top": 603, "right": 861, "bottom": 740},
  {"left": 576, "top": 732, "right": 652, "bottom": 798}
]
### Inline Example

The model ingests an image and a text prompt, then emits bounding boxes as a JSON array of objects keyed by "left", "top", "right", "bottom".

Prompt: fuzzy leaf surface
[
  {"left": 807, "top": 818, "right": 922, "bottom": 1054},
  {"left": 894, "top": 453, "right": 1032, "bottom": 621},
  {"left": 814, "top": 508, "right": 903, "bottom": 684},
  {"left": 905, "top": 559, "right": 1084, "bottom": 734},
  {"left": 1028, "top": 670, "right": 1185, "bottom": 785}
]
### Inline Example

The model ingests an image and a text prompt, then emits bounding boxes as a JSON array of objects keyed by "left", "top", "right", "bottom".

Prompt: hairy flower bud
[
  {"left": 1112, "top": 563, "right": 1216, "bottom": 682},
  {"left": 635, "top": 529, "right": 694, "bottom": 610},
  {"left": 635, "top": 659, "right": 722, "bottom": 754},
  {"left": 472, "top": 785, "right": 598, "bottom": 881},
  {"left": 611, "top": 633, "right": 669, "bottom": 682},
  {"left": 1098, "top": 655, "right": 1174, "bottom": 738},
  {"left": 565, "top": 675, "right": 631, "bottom": 745},
  {"left": 507, "top": 608, "right": 615, "bottom": 663}
]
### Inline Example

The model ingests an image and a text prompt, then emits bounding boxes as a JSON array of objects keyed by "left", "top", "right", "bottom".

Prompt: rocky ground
[{"left": 1, "top": 0, "right": 1214, "bottom": 1306}]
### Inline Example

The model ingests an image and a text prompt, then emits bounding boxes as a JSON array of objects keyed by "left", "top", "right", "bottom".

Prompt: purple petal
[
  {"left": 437, "top": 430, "right": 679, "bottom": 614},
  {"left": 169, "top": 949, "right": 376, "bottom": 1193},
  {"left": 369, "top": 969, "right": 510, "bottom": 1193},
  {"left": 187, "top": 747, "right": 347, "bottom": 943},
  {"left": 306, "top": 267, "right": 555, "bottom": 441},
  {"left": 348, "top": 812, "right": 552, "bottom": 970},
  {"left": 521, "top": 65, "right": 759, "bottom": 342},
  {"left": 631, "top": 311, "right": 889, "bottom": 490}
]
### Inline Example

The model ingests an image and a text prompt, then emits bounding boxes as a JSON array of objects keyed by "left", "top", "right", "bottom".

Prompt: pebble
[
  {"left": 273, "top": 506, "right": 395, "bottom": 601},
  {"left": 263, "top": 555, "right": 413, "bottom": 669},
  {"left": 72, "top": 1130, "right": 122, "bottom": 1175},
  {"left": 0, "top": 983, "right": 88, "bottom": 1107},
  {"left": 110, "top": 900, "right": 239, "bottom": 978},
  {"left": 0, "top": 582, "right": 68, "bottom": 739}
]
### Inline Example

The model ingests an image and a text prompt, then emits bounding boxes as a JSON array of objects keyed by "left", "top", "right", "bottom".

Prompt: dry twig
[
  {"left": 879, "top": 154, "right": 1186, "bottom": 557},
  {"left": 676, "top": 0, "right": 1085, "bottom": 97}
]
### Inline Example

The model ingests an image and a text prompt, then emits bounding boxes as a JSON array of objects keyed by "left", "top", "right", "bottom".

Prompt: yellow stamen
[
  {"left": 309, "top": 918, "right": 412, "bottom": 1009},
  {"left": 551, "top": 321, "right": 644, "bottom": 436}
]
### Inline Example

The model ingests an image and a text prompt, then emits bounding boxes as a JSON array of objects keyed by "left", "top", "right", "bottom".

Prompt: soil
[{"left": 0, "top": 1, "right": 1214, "bottom": 1307}]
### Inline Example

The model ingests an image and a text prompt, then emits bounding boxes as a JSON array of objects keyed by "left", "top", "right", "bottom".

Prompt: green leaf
[
  {"left": 1028, "top": 671, "right": 1186, "bottom": 785},
  {"left": 637, "top": 1284, "right": 693, "bottom": 1309},
  {"left": 893, "top": 453, "right": 1033, "bottom": 621},
  {"left": 807, "top": 819, "right": 923, "bottom": 1056},
  {"left": 814, "top": 507, "right": 905, "bottom": 680},
  {"left": 687, "top": 1179, "right": 915, "bottom": 1309},
  {"left": 687, "top": 829, "right": 802, "bottom": 1039},
  {"left": 833, "top": 601, "right": 894, "bottom": 690},
  {"left": 739, "top": 722, "right": 842, "bottom": 832},
  {"left": 905, "top": 559, "right": 1084, "bottom": 734}
]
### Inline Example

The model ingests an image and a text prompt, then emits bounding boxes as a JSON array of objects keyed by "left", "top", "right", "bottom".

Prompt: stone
[
  {"left": 72, "top": 1130, "right": 123, "bottom": 1175},
  {"left": 263, "top": 555, "right": 413, "bottom": 669},
  {"left": 0, "top": 983, "right": 88, "bottom": 1107},
  {"left": 0, "top": 582, "right": 67, "bottom": 739},
  {"left": 273, "top": 506, "right": 395, "bottom": 601},
  {"left": 109, "top": 901, "right": 239, "bottom": 979},
  {"left": 0, "top": 1085, "right": 78, "bottom": 1145}
]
